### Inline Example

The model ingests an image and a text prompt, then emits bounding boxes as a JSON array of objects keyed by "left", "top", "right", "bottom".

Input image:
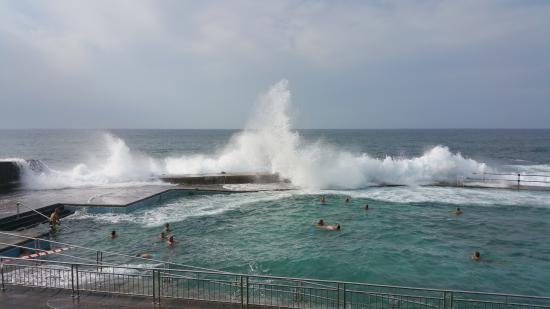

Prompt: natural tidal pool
[{"left": 53, "top": 188, "right": 550, "bottom": 296}]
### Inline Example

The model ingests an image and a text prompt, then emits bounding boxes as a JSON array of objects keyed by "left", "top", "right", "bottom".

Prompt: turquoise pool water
[{"left": 55, "top": 188, "right": 550, "bottom": 296}]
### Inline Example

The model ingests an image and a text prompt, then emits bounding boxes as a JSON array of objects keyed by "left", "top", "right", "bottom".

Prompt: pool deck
[
  {"left": 0, "top": 286, "right": 252, "bottom": 309},
  {"left": 0, "top": 224, "right": 50, "bottom": 252}
]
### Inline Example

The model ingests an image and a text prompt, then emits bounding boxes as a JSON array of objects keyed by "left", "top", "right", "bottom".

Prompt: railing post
[
  {"left": 337, "top": 283, "right": 340, "bottom": 309},
  {"left": 517, "top": 173, "right": 521, "bottom": 190},
  {"left": 152, "top": 270, "right": 157, "bottom": 304},
  {"left": 449, "top": 291, "right": 453, "bottom": 309},
  {"left": 246, "top": 276, "right": 249, "bottom": 309},
  {"left": 343, "top": 283, "right": 346, "bottom": 309},
  {"left": 1, "top": 258, "right": 5, "bottom": 291},
  {"left": 75, "top": 264, "right": 79, "bottom": 298},
  {"left": 157, "top": 269, "right": 162, "bottom": 304},
  {"left": 70, "top": 264, "right": 75, "bottom": 297},
  {"left": 240, "top": 276, "right": 244, "bottom": 309},
  {"left": 442, "top": 291, "right": 447, "bottom": 309},
  {"left": 96, "top": 251, "right": 103, "bottom": 271}
]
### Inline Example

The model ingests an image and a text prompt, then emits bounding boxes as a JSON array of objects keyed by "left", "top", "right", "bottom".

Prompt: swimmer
[
  {"left": 163, "top": 223, "right": 171, "bottom": 233},
  {"left": 320, "top": 196, "right": 326, "bottom": 205},
  {"left": 110, "top": 230, "right": 117, "bottom": 239},
  {"left": 319, "top": 223, "right": 340, "bottom": 231},
  {"left": 136, "top": 252, "right": 153, "bottom": 259},
  {"left": 364, "top": 204, "right": 369, "bottom": 210},
  {"left": 345, "top": 197, "right": 350, "bottom": 203},
  {"left": 167, "top": 235, "right": 176, "bottom": 246},
  {"left": 471, "top": 251, "right": 481, "bottom": 261},
  {"left": 453, "top": 207, "right": 463, "bottom": 216},
  {"left": 315, "top": 219, "right": 340, "bottom": 231},
  {"left": 160, "top": 231, "right": 167, "bottom": 240}
]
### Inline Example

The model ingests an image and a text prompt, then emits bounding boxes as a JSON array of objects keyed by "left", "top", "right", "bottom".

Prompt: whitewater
[{"left": 13, "top": 80, "right": 504, "bottom": 191}]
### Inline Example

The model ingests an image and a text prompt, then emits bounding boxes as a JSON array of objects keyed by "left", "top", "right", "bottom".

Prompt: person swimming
[
  {"left": 110, "top": 230, "right": 117, "bottom": 239},
  {"left": 471, "top": 251, "right": 481, "bottom": 261},
  {"left": 364, "top": 204, "right": 369, "bottom": 210},
  {"left": 160, "top": 231, "right": 167, "bottom": 240},
  {"left": 167, "top": 235, "right": 176, "bottom": 246},
  {"left": 320, "top": 196, "right": 326, "bottom": 205},
  {"left": 453, "top": 207, "right": 463, "bottom": 216},
  {"left": 136, "top": 252, "right": 153, "bottom": 259},
  {"left": 345, "top": 197, "right": 350, "bottom": 203},
  {"left": 163, "top": 223, "right": 171, "bottom": 233},
  {"left": 316, "top": 220, "right": 340, "bottom": 231}
]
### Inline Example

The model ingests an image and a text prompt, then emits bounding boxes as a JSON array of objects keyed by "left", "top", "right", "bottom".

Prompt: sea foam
[{"left": 15, "top": 80, "right": 491, "bottom": 190}]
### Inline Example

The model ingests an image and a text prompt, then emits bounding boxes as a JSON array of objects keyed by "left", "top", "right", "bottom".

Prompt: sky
[{"left": 0, "top": 0, "right": 549, "bottom": 129}]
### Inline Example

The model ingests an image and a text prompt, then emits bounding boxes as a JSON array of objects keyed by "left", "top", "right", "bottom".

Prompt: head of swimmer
[
  {"left": 111, "top": 230, "right": 117, "bottom": 239},
  {"left": 317, "top": 219, "right": 325, "bottom": 226}
]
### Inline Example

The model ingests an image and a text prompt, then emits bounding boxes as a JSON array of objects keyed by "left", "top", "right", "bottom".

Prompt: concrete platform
[
  {"left": 0, "top": 286, "right": 245, "bottom": 309},
  {"left": 0, "top": 224, "right": 50, "bottom": 253},
  {"left": 0, "top": 185, "right": 175, "bottom": 218}
]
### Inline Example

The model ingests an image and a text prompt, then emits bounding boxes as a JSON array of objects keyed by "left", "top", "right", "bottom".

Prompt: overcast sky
[{"left": 0, "top": 0, "right": 549, "bottom": 129}]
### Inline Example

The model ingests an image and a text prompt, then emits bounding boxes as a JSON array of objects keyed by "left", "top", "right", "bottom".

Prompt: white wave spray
[
  {"left": 16, "top": 79, "right": 489, "bottom": 190},
  {"left": 164, "top": 79, "right": 488, "bottom": 189}
]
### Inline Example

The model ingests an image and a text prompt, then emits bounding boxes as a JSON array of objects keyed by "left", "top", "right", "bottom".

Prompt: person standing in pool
[
  {"left": 364, "top": 204, "right": 369, "bottom": 210},
  {"left": 110, "top": 230, "right": 117, "bottom": 239},
  {"left": 320, "top": 196, "right": 326, "bottom": 205},
  {"left": 453, "top": 207, "right": 463, "bottom": 216},
  {"left": 471, "top": 251, "right": 481, "bottom": 261},
  {"left": 345, "top": 197, "right": 350, "bottom": 203},
  {"left": 49, "top": 207, "right": 61, "bottom": 230},
  {"left": 163, "top": 223, "right": 171, "bottom": 233}
]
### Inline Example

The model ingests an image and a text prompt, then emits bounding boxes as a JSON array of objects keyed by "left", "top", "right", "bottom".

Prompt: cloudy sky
[{"left": 0, "top": 0, "right": 549, "bottom": 129}]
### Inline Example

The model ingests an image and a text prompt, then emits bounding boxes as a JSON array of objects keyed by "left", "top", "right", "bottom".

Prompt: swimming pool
[{"left": 51, "top": 188, "right": 550, "bottom": 296}]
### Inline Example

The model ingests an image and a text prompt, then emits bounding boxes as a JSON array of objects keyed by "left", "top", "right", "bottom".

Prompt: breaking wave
[{"left": 14, "top": 79, "right": 491, "bottom": 190}]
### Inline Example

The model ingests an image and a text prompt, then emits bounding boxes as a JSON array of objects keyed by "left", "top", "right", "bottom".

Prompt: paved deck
[
  {"left": 0, "top": 186, "right": 177, "bottom": 218},
  {"left": 0, "top": 286, "right": 239, "bottom": 309},
  {"left": 0, "top": 224, "right": 50, "bottom": 252}
]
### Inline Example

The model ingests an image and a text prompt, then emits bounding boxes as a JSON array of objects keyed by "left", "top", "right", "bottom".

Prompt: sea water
[{"left": 1, "top": 81, "right": 550, "bottom": 295}]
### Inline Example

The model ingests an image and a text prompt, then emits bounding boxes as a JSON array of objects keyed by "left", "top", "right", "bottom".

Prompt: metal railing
[
  {"left": 1, "top": 257, "right": 550, "bottom": 309},
  {"left": 460, "top": 172, "right": 550, "bottom": 189}
]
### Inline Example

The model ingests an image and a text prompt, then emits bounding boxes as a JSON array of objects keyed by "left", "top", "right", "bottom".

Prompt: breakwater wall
[
  {"left": 160, "top": 173, "right": 284, "bottom": 185},
  {"left": 0, "top": 161, "right": 21, "bottom": 189}
]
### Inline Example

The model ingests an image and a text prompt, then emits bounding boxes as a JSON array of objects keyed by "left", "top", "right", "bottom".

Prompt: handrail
[
  {"left": 0, "top": 242, "right": 121, "bottom": 267},
  {"left": 14, "top": 202, "right": 74, "bottom": 232},
  {"left": 472, "top": 172, "right": 550, "bottom": 178},
  {"left": 3, "top": 256, "right": 550, "bottom": 301}
]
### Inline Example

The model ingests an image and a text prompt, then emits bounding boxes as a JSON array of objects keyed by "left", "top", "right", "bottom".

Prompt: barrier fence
[
  {"left": 1, "top": 257, "right": 550, "bottom": 309},
  {"left": 461, "top": 172, "right": 550, "bottom": 189}
]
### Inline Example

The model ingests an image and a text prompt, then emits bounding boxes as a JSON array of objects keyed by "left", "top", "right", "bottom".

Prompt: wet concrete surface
[{"left": 0, "top": 286, "right": 242, "bottom": 309}]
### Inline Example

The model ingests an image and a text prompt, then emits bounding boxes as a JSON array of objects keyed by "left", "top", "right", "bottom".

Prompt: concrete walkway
[{"left": 0, "top": 286, "right": 239, "bottom": 309}]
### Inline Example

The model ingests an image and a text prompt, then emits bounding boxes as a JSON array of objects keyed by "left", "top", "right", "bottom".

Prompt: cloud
[{"left": 0, "top": 0, "right": 549, "bottom": 128}]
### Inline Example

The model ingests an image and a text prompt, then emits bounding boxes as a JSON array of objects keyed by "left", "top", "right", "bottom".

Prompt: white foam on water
[
  {"left": 316, "top": 186, "right": 550, "bottom": 208},
  {"left": 70, "top": 191, "right": 293, "bottom": 227},
  {"left": 9, "top": 80, "right": 549, "bottom": 191},
  {"left": 162, "top": 80, "right": 491, "bottom": 189},
  {"left": 16, "top": 134, "right": 164, "bottom": 190}
]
